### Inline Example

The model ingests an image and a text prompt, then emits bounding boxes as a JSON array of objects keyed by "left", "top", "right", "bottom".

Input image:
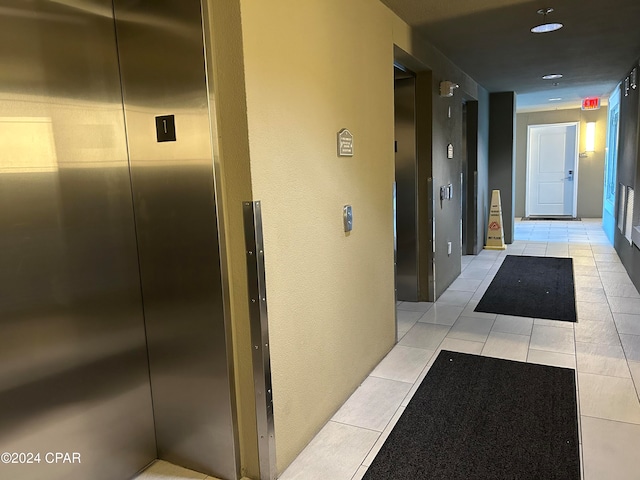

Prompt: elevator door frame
[
  {"left": 393, "top": 54, "right": 435, "bottom": 304},
  {"left": 113, "top": 0, "right": 239, "bottom": 478},
  {"left": 394, "top": 67, "right": 420, "bottom": 302}
]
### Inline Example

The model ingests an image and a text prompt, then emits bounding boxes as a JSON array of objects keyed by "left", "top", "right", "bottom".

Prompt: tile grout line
[
  {"left": 580, "top": 413, "right": 640, "bottom": 426},
  {"left": 325, "top": 222, "right": 630, "bottom": 480},
  {"left": 596, "top": 250, "right": 636, "bottom": 389}
]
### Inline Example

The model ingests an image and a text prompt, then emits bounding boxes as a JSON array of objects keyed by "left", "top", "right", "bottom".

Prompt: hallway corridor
[{"left": 277, "top": 218, "right": 640, "bottom": 480}]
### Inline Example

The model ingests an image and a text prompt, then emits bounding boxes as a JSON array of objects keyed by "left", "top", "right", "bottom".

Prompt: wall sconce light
[
  {"left": 439, "top": 81, "right": 459, "bottom": 97},
  {"left": 585, "top": 122, "right": 596, "bottom": 152}
]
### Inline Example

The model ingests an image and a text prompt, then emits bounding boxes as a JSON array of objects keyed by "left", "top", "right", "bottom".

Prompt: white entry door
[{"left": 526, "top": 123, "right": 578, "bottom": 217}]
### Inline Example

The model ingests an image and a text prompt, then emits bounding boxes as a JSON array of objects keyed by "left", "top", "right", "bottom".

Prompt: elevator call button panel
[{"left": 343, "top": 205, "right": 353, "bottom": 232}]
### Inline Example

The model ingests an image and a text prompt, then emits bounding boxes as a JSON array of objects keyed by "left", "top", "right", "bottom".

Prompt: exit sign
[{"left": 582, "top": 98, "right": 600, "bottom": 110}]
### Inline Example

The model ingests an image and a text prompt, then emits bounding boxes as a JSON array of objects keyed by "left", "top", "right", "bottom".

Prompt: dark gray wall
[
  {"left": 488, "top": 92, "right": 516, "bottom": 244},
  {"left": 614, "top": 61, "right": 640, "bottom": 292},
  {"left": 431, "top": 75, "right": 464, "bottom": 296},
  {"left": 477, "top": 87, "right": 490, "bottom": 250}
]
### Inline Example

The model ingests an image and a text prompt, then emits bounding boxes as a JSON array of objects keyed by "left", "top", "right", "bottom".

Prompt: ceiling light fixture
[
  {"left": 542, "top": 74, "right": 563, "bottom": 80},
  {"left": 548, "top": 98, "right": 562, "bottom": 101},
  {"left": 531, "top": 8, "right": 563, "bottom": 33}
]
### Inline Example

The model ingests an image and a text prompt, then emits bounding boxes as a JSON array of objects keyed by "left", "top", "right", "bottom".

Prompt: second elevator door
[
  {"left": 114, "top": 1, "right": 238, "bottom": 478},
  {"left": 394, "top": 70, "right": 419, "bottom": 301}
]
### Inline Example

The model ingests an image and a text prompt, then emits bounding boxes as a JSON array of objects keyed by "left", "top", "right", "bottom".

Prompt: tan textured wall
[
  {"left": 238, "top": 0, "right": 397, "bottom": 472},
  {"left": 515, "top": 108, "right": 609, "bottom": 218},
  {"left": 203, "top": 2, "right": 259, "bottom": 478}
]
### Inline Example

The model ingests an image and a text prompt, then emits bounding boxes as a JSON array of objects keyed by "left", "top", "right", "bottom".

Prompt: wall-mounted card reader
[{"left": 343, "top": 205, "right": 353, "bottom": 232}]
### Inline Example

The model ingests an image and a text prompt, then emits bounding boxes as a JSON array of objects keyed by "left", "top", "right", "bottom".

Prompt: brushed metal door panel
[
  {"left": 394, "top": 76, "right": 419, "bottom": 301},
  {"left": 0, "top": 1, "right": 156, "bottom": 479},
  {"left": 113, "top": 1, "right": 238, "bottom": 478}
]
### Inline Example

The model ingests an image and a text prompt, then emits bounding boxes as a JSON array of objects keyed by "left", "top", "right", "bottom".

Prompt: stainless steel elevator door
[
  {"left": 113, "top": 1, "right": 239, "bottom": 478},
  {"left": 394, "top": 74, "right": 419, "bottom": 301},
  {"left": 0, "top": 1, "right": 156, "bottom": 479}
]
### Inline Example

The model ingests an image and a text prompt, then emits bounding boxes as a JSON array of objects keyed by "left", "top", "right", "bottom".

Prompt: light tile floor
[
  {"left": 279, "top": 218, "right": 640, "bottom": 480},
  {"left": 134, "top": 460, "right": 221, "bottom": 480},
  {"left": 135, "top": 219, "right": 640, "bottom": 480}
]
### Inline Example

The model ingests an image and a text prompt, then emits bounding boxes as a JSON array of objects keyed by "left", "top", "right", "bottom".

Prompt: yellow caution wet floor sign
[{"left": 485, "top": 189, "right": 507, "bottom": 250}]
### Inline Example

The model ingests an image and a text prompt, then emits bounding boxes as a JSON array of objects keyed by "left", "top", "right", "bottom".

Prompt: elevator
[
  {"left": 0, "top": 1, "right": 238, "bottom": 479},
  {"left": 394, "top": 66, "right": 419, "bottom": 301},
  {"left": 461, "top": 100, "right": 480, "bottom": 255},
  {"left": 393, "top": 59, "right": 435, "bottom": 303}
]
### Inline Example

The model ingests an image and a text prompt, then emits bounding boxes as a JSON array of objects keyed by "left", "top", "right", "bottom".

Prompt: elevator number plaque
[
  {"left": 156, "top": 115, "right": 176, "bottom": 142},
  {"left": 337, "top": 129, "right": 353, "bottom": 157}
]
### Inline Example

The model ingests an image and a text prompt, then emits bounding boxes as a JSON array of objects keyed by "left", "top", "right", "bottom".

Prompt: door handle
[{"left": 564, "top": 170, "right": 574, "bottom": 181}]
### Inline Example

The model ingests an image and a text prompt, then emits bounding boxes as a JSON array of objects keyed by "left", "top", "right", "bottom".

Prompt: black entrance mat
[
  {"left": 474, "top": 255, "right": 577, "bottom": 322},
  {"left": 363, "top": 351, "right": 580, "bottom": 480}
]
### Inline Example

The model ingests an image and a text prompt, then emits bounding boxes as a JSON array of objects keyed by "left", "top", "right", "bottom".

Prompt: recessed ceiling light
[
  {"left": 531, "top": 23, "right": 564, "bottom": 33},
  {"left": 531, "top": 7, "right": 564, "bottom": 33},
  {"left": 548, "top": 98, "right": 562, "bottom": 101},
  {"left": 543, "top": 74, "right": 563, "bottom": 80}
]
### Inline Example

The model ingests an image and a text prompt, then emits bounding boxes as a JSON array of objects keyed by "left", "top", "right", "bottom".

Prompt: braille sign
[{"left": 337, "top": 129, "right": 353, "bottom": 157}]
